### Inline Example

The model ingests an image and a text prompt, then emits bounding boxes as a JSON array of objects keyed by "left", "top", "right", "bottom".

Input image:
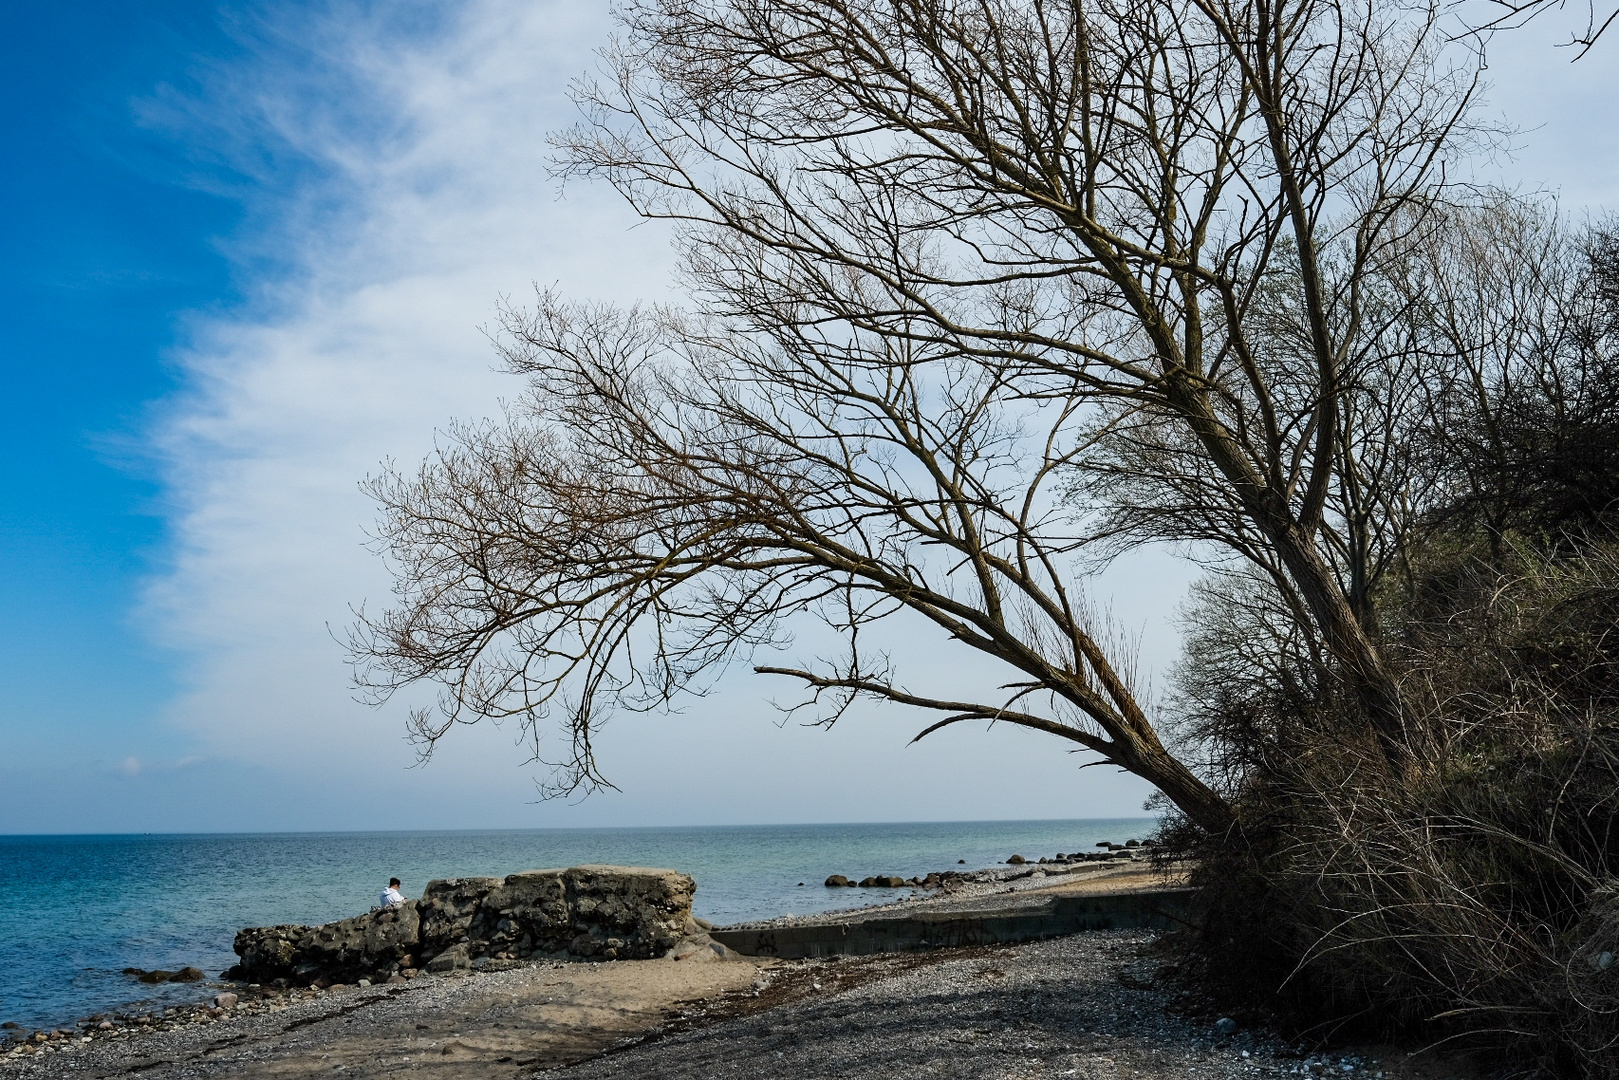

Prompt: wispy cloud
[{"left": 141, "top": 0, "right": 686, "bottom": 818}]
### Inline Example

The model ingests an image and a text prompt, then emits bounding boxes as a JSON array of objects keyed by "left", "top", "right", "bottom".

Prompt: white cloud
[{"left": 143, "top": 0, "right": 680, "bottom": 814}]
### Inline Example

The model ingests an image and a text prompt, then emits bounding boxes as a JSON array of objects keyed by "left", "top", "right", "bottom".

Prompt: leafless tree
[
  {"left": 353, "top": 0, "right": 1493, "bottom": 831},
  {"left": 1412, "top": 208, "right": 1619, "bottom": 545}
]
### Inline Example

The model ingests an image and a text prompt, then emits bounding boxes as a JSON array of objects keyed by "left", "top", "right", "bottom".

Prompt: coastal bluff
[{"left": 230, "top": 865, "right": 696, "bottom": 985}]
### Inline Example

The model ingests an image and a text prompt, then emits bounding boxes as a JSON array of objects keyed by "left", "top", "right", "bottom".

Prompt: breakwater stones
[
  {"left": 824, "top": 841, "right": 1155, "bottom": 890},
  {"left": 230, "top": 865, "right": 694, "bottom": 986},
  {"left": 823, "top": 873, "right": 939, "bottom": 889}
]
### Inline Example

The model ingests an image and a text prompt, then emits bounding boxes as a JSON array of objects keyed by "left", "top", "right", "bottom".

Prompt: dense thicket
[{"left": 1165, "top": 224, "right": 1619, "bottom": 1074}]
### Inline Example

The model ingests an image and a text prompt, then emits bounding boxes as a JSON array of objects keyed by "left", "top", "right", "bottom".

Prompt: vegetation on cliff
[{"left": 1162, "top": 217, "right": 1619, "bottom": 1073}]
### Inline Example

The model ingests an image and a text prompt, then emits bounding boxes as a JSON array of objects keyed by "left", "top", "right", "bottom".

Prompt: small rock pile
[
  {"left": 823, "top": 871, "right": 976, "bottom": 889},
  {"left": 231, "top": 865, "right": 695, "bottom": 987},
  {"left": 1, "top": 989, "right": 249, "bottom": 1061}
]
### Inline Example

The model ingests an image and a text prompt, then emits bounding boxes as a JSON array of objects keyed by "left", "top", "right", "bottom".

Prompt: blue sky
[
  {"left": 0, "top": 4, "right": 234, "bottom": 765},
  {"left": 1, "top": 1, "right": 1615, "bottom": 835}
]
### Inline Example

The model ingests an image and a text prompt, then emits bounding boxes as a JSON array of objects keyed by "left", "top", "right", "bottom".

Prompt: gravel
[{"left": 553, "top": 931, "right": 1453, "bottom": 1080}]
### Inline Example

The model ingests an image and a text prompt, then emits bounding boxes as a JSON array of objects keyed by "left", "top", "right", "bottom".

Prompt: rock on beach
[{"left": 230, "top": 865, "right": 694, "bottom": 986}]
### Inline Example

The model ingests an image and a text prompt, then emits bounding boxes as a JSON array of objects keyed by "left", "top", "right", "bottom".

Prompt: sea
[{"left": 0, "top": 817, "right": 1153, "bottom": 1031}]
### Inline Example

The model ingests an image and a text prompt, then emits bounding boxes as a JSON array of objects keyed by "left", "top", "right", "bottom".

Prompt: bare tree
[
  {"left": 1413, "top": 208, "right": 1619, "bottom": 545},
  {"left": 354, "top": 0, "right": 1491, "bottom": 830},
  {"left": 357, "top": 297, "right": 1236, "bottom": 830}
]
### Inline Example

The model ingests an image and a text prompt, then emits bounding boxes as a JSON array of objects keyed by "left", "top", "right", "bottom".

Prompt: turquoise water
[{"left": 0, "top": 818, "right": 1152, "bottom": 1030}]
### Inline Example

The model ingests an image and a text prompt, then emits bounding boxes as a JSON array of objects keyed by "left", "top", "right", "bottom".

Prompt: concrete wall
[{"left": 709, "top": 889, "right": 1195, "bottom": 959}]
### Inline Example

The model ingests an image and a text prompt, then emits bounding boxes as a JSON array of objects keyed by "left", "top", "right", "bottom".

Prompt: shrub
[{"left": 1167, "top": 542, "right": 1619, "bottom": 1075}]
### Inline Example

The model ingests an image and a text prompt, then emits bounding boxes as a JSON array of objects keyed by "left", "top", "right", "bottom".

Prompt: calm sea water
[{"left": 0, "top": 818, "right": 1153, "bottom": 1030}]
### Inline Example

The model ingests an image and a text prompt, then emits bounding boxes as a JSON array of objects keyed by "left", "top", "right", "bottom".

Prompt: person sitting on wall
[{"left": 380, "top": 878, "right": 406, "bottom": 907}]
